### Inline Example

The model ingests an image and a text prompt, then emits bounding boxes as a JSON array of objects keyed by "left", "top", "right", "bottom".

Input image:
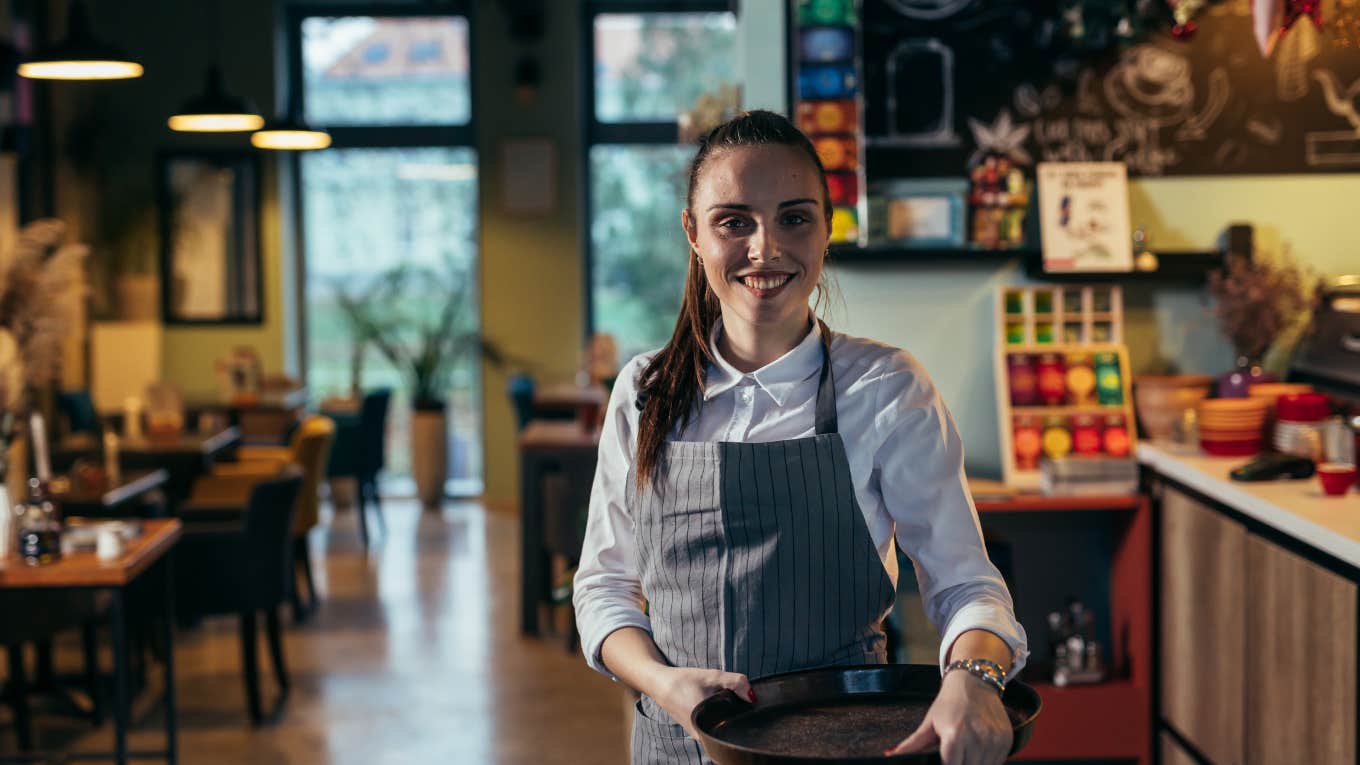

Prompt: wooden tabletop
[
  {"left": 518, "top": 420, "right": 602, "bottom": 452},
  {"left": 58, "top": 426, "right": 241, "bottom": 457},
  {"left": 184, "top": 387, "right": 308, "bottom": 412},
  {"left": 52, "top": 469, "right": 169, "bottom": 510},
  {"left": 0, "top": 518, "right": 181, "bottom": 588},
  {"left": 533, "top": 383, "right": 606, "bottom": 410}
]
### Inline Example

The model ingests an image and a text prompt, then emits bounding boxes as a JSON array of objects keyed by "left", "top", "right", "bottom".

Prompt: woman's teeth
[{"left": 740, "top": 273, "right": 793, "bottom": 290}]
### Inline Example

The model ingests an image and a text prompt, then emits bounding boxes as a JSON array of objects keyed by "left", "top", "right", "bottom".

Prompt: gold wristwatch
[{"left": 944, "top": 658, "right": 1007, "bottom": 696}]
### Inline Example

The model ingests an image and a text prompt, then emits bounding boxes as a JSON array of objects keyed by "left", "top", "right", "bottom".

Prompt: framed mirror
[{"left": 157, "top": 151, "right": 262, "bottom": 324}]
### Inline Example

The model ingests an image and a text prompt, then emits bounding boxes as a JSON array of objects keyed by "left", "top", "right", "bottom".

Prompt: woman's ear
[{"left": 681, "top": 208, "right": 699, "bottom": 251}]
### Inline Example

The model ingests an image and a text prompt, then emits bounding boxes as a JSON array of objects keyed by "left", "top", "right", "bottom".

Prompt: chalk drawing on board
[
  {"left": 1175, "top": 67, "right": 1230, "bottom": 141},
  {"left": 1076, "top": 70, "right": 1102, "bottom": 116},
  {"left": 876, "top": 38, "right": 961, "bottom": 147},
  {"left": 966, "top": 109, "right": 1032, "bottom": 167},
  {"left": 1014, "top": 84, "right": 1042, "bottom": 118},
  {"left": 1305, "top": 132, "right": 1360, "bottom": 166},
  {"left": 1104, "top": 47, "right": 1194, "bottom": 127},
  {"left": 1245, "top": 117, "right": 1283, "bottom": 144},
  {"left": 885, "top": 0, "right": 974, "bottom": 21},
  {"left": 1313, "top": 70, "right": 1360, "bottom": 130},
  {"left": 1214, "top": 139, "right": 1248, "bottom": 168},
  {"left": 1274, "top": 22, "right": 1320, "bottom": 102}
]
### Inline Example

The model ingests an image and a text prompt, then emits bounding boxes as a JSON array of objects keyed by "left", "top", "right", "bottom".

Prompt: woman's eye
[
  {"left": 782, "top": 212, "right": 811, "bottom": 225},
  {"left": 717, "top": 218, "right": 747, "bottom": 229}
]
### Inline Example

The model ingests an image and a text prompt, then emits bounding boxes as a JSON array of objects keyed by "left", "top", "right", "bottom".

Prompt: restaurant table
[
  {"left": 518, "top": 420, "right": 600, "bottom": 636},
  {"left": 0, "top": 519, "right": 182, "bottom": 765},
  {"left": 182, "top": 389, "right": 307, "bottom": 445},
  {"left": 52, "top": 469, "right": 171, "bottom": 519},
  {"left": 531, "top": 383, "right": 606, "bottom": 419},
  {"left": 54, "top": 428, "right": 241, "bottom": 511}
]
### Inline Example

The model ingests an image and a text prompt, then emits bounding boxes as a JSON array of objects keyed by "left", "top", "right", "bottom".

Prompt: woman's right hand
[{"left": 650, "top": 666, "right": 754, "bottom": 738}]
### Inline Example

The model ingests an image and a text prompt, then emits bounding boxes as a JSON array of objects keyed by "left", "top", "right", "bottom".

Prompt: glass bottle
[{"left": 17, "top": 477, "right": 62, "bottom": 566}]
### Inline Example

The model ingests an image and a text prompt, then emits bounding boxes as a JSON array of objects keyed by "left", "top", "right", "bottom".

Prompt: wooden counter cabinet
[{"left": 1155, "top": 481, "right": 1358, "bottom": 765}]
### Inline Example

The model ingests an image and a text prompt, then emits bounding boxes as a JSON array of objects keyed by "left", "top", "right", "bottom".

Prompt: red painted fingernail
[
  {"left": 883, "top": 749, "right": 895, "bottom": 756},
  {"left": 747, "top": 689, "right": 757, "bottom": 703}
]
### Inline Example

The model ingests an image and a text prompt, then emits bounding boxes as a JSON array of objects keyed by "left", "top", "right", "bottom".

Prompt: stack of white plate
[{"left": 1274, "top": 420, "right": 1325, "bottom": 458}]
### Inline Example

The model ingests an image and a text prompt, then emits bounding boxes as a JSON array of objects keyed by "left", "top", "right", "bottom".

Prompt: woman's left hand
[{"left": 885, "top": 670, "right": 1012, "bottom": 764}]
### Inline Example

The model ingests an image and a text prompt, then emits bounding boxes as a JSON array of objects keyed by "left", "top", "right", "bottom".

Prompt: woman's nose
[{"left": 747, "top": 226, "right": 779, "bottom": 261}]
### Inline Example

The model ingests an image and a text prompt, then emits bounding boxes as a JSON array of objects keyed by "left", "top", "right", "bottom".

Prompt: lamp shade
[
  {"left": 251, "top": 116, "right": 331, "bottom": 150},
  {"left": 169, "top": 67, "right": 263, "bottom": 132},
  {"left": 17, "top": 0, "right": 143, "bottom": 80}
]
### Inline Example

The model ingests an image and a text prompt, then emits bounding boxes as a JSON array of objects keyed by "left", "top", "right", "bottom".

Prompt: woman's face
[{"left": 683, "top": 144, "right": 830, "bottom": 335}]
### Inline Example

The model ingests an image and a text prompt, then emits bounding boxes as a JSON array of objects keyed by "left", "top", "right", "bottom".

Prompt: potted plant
[
  {"left": 1206, "top": 245, "right": 1320, "bottom": 397},
  {"left": 336, "top": 259, "right": 507, "bottom": 507}
]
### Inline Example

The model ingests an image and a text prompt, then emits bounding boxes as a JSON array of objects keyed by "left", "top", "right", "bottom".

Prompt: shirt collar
[{"left": 704, "top": 316, "right": 824, "bottom": 406}]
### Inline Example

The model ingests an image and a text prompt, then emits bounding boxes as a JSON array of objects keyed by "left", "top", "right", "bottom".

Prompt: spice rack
[{"left": 994, "top": 285, "right": 1139, "bottom": 490}]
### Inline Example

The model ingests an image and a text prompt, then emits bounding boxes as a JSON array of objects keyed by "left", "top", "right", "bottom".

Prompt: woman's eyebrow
[{"left": 707, "top": 198, "right": 819, "bottom": 212}]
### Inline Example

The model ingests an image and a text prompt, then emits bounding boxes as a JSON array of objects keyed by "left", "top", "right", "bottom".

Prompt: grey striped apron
[{"left": 628, "top": 322, "right": 897, "bottom": 765}]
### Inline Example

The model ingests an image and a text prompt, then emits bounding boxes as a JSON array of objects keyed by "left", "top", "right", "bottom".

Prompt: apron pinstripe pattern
[{"left": 628, "top": 322, "right": 897, "bottom": 765}]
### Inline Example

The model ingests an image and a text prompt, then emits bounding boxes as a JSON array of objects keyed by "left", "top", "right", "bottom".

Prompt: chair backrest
[
  {"left": 359, "top": 389, "right": 391, "bottom": 479},
  {"left": 56, "top": 390, "right": 98, "bottom": 435},
  {"left": 242, "top": 466, "right": 304, "bottom": 608},
  {"left": 507, "top": 374, "right": 536, "bottom": 431},
  {"left": 288, "top": 415, "right": 337, "bottom": 537}
]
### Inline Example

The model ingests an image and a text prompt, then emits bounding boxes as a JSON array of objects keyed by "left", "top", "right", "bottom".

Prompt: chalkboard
[{"left": 861, "top": 0, "right": 1360, "bottom": 178}]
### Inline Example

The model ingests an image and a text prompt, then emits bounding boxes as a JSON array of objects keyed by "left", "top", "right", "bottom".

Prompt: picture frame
[
  {"left": 157, "top": 150, "right": 263, "bottom": 325},
  {"left": 868, "top": 178, "right": 968, "bottom": 247}
]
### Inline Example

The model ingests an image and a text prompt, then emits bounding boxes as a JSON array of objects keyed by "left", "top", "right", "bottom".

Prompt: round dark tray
[{"left": 692, "top": 664, "right": 1041, "bottom": 764}]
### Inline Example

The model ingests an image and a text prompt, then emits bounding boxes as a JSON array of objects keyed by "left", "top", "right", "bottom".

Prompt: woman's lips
[{"left": 738, "top": 272, "right": 794, "bottom": 299}]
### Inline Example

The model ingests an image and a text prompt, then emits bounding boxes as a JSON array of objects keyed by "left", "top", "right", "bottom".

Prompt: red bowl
[
  {"left": 1276, "top": 393, "right": 1330, "bottom": 423},
  {"left": 1318, "top": 463, "right": 1357, "bottom": 496},
  {"left": 1201, "top": 438, "right": 1263, "bottom": 456}
]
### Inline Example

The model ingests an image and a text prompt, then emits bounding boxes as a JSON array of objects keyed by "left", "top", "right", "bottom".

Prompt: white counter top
[{"left": 1138, "top": 441, "right": 1360, "bottom": 570}]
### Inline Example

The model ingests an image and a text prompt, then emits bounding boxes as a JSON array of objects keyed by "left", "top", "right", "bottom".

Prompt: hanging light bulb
[
  {"left": 251, "top": 115, "right": 332, "bottom": 150},
  {"left": 168, "top": 66, "right": 263, "bottom": 132},
  {"left": 17, "top": 0, "right": 143, "bottom": 80}
]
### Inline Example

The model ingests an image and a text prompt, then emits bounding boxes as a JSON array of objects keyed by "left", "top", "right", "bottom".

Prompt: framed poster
[
  {"left": 157, "top": 151, "right": 262, "bottom": 324},
  {"left": 1037, "top": 162, "right": 1133, "bottom": 273}
]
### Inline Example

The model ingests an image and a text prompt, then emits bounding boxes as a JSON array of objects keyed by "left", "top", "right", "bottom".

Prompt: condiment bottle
[{"left": 17, "top": 477, "right": 62, "bottom": 566}]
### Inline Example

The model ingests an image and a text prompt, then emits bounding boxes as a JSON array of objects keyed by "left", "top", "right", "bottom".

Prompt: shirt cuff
[
  {"left": 581, "top": 615, "right": 654, "bottom": 682},
  {"left": 936, "top": 602, "right": 1030, "bottom": 684}
]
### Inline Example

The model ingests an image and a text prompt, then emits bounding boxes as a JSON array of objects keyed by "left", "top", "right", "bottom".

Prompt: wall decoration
[
  {"left": 868, "top": 178, "right": 967, "bottom": 246},
  {"left": 157, "top": 151, "right": 262, "bottom": 325},
  {"left": 1036, "top": 161, "right": 1133, "bottom": 273}
]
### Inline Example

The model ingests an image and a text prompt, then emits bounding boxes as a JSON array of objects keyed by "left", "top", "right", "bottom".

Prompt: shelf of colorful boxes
[
  {"left": 793, "top": 0, "right": 865, "bottom": 245},
  {"left": 994, "top": 285, "right": 1139, "bottom": 489}
]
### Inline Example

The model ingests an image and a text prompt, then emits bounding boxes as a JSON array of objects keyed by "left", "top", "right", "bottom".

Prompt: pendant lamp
[
  {"left": 169, "top": 66, "right": 263, "bottom": 132},
  {"left": 17, "top": 0, "right": 143, "bottom": 80},
  {"left": 250, "top": 114, "right": 332, "bottom": 151}
]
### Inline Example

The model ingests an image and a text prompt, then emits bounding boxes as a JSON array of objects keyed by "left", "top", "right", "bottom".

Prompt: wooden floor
[{"left": 1, "top": 500, "right": 628, "bottom": 764}]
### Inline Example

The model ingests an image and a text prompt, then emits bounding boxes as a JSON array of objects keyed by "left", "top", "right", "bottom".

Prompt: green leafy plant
[{"left": 333, "top": 260, "right": 512, "bottom": 411}]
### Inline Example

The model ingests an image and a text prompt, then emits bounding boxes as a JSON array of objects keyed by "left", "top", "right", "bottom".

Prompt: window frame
[
  {"left": 580, "top": 0, "right": 735, "bottom": 339},
  {"left": 283, "top": 1, "right": 478, "bottom": 382}
]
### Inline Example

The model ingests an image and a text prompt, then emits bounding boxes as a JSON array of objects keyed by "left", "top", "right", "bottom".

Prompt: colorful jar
[
  {"left": 1014, "top": 415, "right": 1042, "bottom": 470},
  {"left": 1035, "top": 322, "right": 1055, "bottom": 344},
  {"left": 1008, "top": 353, "right": 1040, "bottom": 406},
  {"left": 1095, "top": 352, "right": 1123, "bottom": 404},
  {"left": 1037, "top": 353, "right": 1067, "bottom": 406},
  {"left": 1103, "top": 414, "right": 1131, "bottom": 456},
  {"left": 1066, "top": 353, "right": 1096, "bottom": 406},
  {"left": 1042, "top": 416, "right": 1072, "bottom": 460},
  {"left": 1071, "top": 413, "right": 1103, "bottom": 455}
]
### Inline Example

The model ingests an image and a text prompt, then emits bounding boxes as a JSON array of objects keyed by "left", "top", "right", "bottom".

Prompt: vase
[
  {"left": 1217, "top": 356, "right": 1276, "bottom": 398},
  {"left": 411, "top": 406, "right": 448, "bottom": 509}
]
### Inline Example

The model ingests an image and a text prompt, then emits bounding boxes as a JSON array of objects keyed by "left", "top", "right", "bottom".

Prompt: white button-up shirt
[{"left": 573, "top": 319, "right": 1029, "bottom": 682}]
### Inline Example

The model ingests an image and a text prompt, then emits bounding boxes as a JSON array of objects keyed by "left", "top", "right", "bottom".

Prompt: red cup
[{"left": 1318, "top": 463, "right": 1357, "bottom": 496}]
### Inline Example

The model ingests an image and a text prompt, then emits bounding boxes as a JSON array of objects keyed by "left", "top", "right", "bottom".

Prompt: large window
[
  {"left": 292, "top": 8, "right": 481, "bottom": 494},
  {"left": 586, "top": 4, "right": 738, "bottom": 360}
]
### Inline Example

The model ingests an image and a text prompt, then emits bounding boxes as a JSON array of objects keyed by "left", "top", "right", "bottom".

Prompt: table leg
[
  {"left": 520, "top": 452, "right": 544, "bottom": 636},
  {"left": 110, "top": 588, "right": 129, "bottom": 765},
  {"left": 161, "top": 559, "right": 179, "bottom": 764}
]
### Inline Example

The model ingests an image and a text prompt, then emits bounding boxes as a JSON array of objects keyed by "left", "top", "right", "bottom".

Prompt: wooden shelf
[
  {"left": 1009, "top": 404, "right": 1128, "bottom": 415},
  {"left": 829, "top": 243, "right": 1222, "bottom": 283},
  {"left": 1012, "top": 680, "right": 1151, "bottom": 761}
]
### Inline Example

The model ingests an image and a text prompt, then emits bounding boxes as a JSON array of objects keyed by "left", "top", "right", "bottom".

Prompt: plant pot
[
  {"left": 1133, "top": 375, "right": 1214, "bottom": 441},
  {"left": 114, "top": 274, "right": 160, "bottom": 321},
  {"left": 411, "top": 407, "right": 448, "bottom": 508}
]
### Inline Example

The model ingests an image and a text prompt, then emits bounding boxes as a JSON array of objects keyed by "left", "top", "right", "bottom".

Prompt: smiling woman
[{"left": 573, "top": 111, "right": 1029, "bottom": 765}]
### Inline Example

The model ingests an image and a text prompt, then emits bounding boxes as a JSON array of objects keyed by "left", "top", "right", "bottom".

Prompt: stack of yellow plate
[{"left": 1198, "top": 398, "right": 1269, "bottom": 456}]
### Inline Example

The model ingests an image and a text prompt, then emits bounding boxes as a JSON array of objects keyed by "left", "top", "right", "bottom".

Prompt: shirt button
[{"left": 741, "top": 388, "right": 753, "bottom": 401}]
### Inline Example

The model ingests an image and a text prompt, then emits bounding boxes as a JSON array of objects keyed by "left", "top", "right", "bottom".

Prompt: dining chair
[
  {"left": 0, "top": 593, "right": 109, "bottom": 749},
  {"left": 55, "top": 390, "right": 99, "bottom": 436},
  {"left": 325, "top": 389, "right": 390, "bottom": 547},
  {"left": 173, "top": 469, "right": 304, "bottom": 724}
]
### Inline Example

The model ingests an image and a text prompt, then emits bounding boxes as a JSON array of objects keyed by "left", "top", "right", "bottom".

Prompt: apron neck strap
[{"left": 815, "top": 318, "right": 838, "bottom": 435}]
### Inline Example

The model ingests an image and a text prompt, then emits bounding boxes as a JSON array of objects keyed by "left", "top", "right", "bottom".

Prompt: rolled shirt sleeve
[
  {"left": 871, "top": 351, "right": 1030, "bottom": 682},
  {"left": 572, "top": 356, "right": 653, "bottom": 681}
]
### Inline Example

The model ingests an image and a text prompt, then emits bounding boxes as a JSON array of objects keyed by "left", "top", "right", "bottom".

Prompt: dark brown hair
[{"left": 633, "top": 109, "right": 832, "bottom": 489}]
